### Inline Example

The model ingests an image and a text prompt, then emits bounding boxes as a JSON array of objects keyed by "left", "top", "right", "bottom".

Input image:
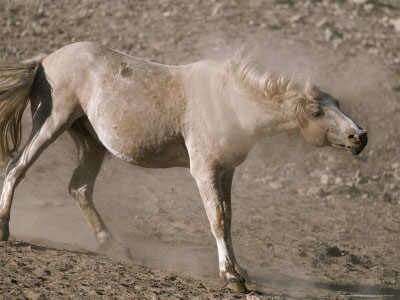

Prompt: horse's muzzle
[{"left": 350, "top": 130, "right": 368, "bottom": 155}]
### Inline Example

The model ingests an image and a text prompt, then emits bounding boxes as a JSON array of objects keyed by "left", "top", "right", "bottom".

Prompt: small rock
[
  {"left": 335, "top": 177, "right": 343, "bottom": 185},
  {"left": 317, "top": 17, "right": 328, "bottom": 28},
  {"left": 307, "top": 186, "right": 320, "bottom": 196},
  {"left": 332, "top": 39, "right": 342, "bottom": 49},
  {"left": 24, "top": 291, "right": 45, "bottom": 300},
  {"left": 320, "top": 174, "right": 330, "bottom": 185},
  {"left": 363, "top": 3, "right": 374, "bottom": 12},
  {"left": 290, "top": 15, "right": 303, "bottom": 23},
  {"left": 368, "top": 48, "right": 379, "bottom": 55},
  {"left": 247, "top": 293, "right": 261, "bottom": 300},
  {"left": 350, "top": 0, "right": 367, "bottom": 4},
  {"left": 389, "top": 18, "right": 400, "bottom": 32},
  {"left": 325, "top": 28, "right": 333, "bottom": 41},
  {"left": 212, "top": 3, "right": 223, "bottom": 16},
  {"left": 391, "top": 162, "right": 399, "bottom": 170},
  {"left": 372, "top": 175, "right": 380, "bottom": 181},
  {"left": 382, "top": 193, "right": 394, "bottom": 203},
  {"left": 269, "top": 182, "right": 283, "bottom": 190}
]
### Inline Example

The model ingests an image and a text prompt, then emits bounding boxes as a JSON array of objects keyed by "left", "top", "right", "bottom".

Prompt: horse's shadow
[
  {"left": 250, "top": 274, "right": 400, "bottom": 299},
  {"left": 314, "top": 281, "right": 400, "bottom": 296}
]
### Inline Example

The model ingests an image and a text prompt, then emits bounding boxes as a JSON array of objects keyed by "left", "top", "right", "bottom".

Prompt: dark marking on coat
[{"left": 121, "top": 67, "right": 133, "bottom": 78}]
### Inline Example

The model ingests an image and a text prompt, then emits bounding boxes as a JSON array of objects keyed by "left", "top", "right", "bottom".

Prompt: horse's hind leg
[
  {"left": 0, "top": 105, "right": 75, "bottom": 241},
  {"left": 67, "top": 124, "right": 132, "bottom": 260}
]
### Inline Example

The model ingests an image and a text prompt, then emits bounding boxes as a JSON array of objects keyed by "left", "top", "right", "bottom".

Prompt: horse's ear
[{"left": 303, "top": 80, "right": 313, "bottom": 95}]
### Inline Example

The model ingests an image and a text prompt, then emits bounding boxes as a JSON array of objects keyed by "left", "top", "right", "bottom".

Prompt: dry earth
[{"left": 1, "top": 0, "right": 400, "bottom": 299}]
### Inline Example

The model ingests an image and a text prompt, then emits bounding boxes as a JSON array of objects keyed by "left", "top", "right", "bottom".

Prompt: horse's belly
[
  {"left": 108, "top": 135, "right": 190, "bottom": 168},
  {"left": 84, "top": 116, "right": 189, "bottom": 168}
]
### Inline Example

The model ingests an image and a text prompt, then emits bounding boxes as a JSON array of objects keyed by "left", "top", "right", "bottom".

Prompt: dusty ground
[{"left": 1, "top": 0, "right": 400, "bottom": 299}]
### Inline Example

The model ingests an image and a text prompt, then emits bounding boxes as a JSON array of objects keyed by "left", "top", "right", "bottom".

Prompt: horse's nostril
[
  {"left": 359, "top": 131, "right": 368, "bottom": 146},
  {"left": 348, "top": 134, "right": 355, "bottom": 139}
]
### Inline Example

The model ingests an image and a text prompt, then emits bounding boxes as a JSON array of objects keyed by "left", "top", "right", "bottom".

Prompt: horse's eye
[{"left": 312, "top": 111, "right": 322, "bottom": 118}]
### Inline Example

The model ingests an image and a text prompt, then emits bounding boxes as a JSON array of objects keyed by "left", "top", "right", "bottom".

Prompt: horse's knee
[{"left": 5, "top": 160, "right": 26, "bottom": 183}]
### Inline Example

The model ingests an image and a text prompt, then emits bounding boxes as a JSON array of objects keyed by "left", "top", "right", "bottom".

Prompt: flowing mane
[{"left": 226, "top": 56, "right": 321, "bottom": 124}]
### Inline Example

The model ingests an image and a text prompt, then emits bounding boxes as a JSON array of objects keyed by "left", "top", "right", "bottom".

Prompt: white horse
[{"left": 0, "top": 42, "right": 367, "bottom": 292}]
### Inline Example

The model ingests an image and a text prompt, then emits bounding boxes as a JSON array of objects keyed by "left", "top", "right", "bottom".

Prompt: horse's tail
[{"left": 0, "top": 55, "right": 46, "bottom": 162}]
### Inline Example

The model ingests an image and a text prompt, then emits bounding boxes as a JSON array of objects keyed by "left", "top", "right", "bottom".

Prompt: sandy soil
[{"left": 1, "top": 0, "right": 400, "bottom": 299}]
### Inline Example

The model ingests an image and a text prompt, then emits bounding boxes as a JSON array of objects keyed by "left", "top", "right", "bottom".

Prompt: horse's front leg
[
  {"left": 190, "top": 164, "right": 248, "bottom": 292},
  {"left": 221, "top": 169, "right": 249, "bottom": 282}
]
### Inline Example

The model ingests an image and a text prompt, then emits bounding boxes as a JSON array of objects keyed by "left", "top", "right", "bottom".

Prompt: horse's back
[{"left": 42, "top": 42, "right": 189, "bottom": 167}]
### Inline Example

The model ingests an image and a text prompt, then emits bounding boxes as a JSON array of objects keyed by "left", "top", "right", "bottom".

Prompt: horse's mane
[{"left": 226, "top": 55, "right": 320, "bottom": 124}]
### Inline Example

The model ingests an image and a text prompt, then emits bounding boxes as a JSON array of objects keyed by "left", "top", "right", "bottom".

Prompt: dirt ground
[{"left": 1, "top": 0, "right": 400, "bottom": 299}]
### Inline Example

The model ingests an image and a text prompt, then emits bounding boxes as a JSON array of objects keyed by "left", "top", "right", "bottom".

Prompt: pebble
[
  {"left": 320, "top": 174, "right": 330, "bottom": 185},
  {"left": 350, "top": 0, "right": 367, "bottom": 4},
  {"left": 325, "top": 28, "right": 333, "bottom": 41},
  {"left": 317, "top": 17, "right": 328, "bottom": 28},
  {"left": 290, "top": 15, "right": 303, "bottom": 23},
  {"left": 382, "top": 193, "right": 394, "bottom": 203},
  {"left": 24, "top": 291, "right": 45, "bottom": 300},
  {"left": 363, "top": 4, "right": 374, "bottom": 12},
  {"left": 389, "top": 18, "right": 400, "bottom": 32},
  {"left": 269, "top": 182, "right": 283, "bottom": 190},
  {"left": 247, "top": 294, "right": 261, "bottom": 300}
]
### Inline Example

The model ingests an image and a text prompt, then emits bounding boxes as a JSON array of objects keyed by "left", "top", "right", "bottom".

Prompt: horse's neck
[
  {"left": 225, "top": 79, "right": 299, "bottom": 140},
  {"left": 183, "top": 61, "right": 298, "bottom": 141}
]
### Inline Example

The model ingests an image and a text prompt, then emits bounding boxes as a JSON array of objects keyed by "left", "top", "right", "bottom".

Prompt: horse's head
[{"left": 298, "top": 91, "right": 367, "bottom": 155}]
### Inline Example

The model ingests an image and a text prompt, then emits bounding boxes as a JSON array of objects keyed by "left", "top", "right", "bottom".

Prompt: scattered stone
[
  {"left": 212, "top": 2, "right": 223, "bottom": 16},
  {"left": 335, "top": 177, "right": 343, "bottom": 185},
  {"left": 368, "top": 48, "right": 379, "bottom": 55},
  {"left": 391, "top": 162, "right": 399, "bottom": 170},
  {"left": 307, "top": 186, "right": 320, "bottom": 196},
  {"left": 363, "top": 3, "right": 374, "bottom": 12},
  {"left": 371, "top": 175, "right": 380, "bottom": 181},
  {"left": 325, "top": 28, "right": 333, "bottom": 41},
  {"left": 298, "top": 248, "right": 307, "bottom": 257},
  {"left": 317, "top": 17, "right": 328, "bottom": 28},
  {"left": 269, "top": 182, "right": 283, "bottom": 190},
  {"left": 382, "top": 193, "right": 394, "bottom": 203},
  {"left": 320, "top": 174, "right": 330, "bottom": 185},
  {"left": 247, "top": 293, "right": 261, "bottom": 300},
  {"left": 349, "top": 0, "right": 367, "bottom": 4},
  {"left": 389, "top": 18, "right": 400, "bottom": 32},
  {"left": 24, "top": 291, "right": 45, "bottom": 300},
  {"left": 290, "top": 14, "right": 303, "bottom": 23},
  {"left": 332, "top": 39, "right": 342, "bottom": 49}
]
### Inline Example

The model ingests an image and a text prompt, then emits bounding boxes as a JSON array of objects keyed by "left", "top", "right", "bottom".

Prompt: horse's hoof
[
  {"left": 0, "top": 224, "right": 10, "bottom": 241},
  {"left": 226, "top": 280, "right": 249, "bottom": 293},
  {"left": 0, "top": 231, "right": 9, "bottom": 241},
  {"left": 97, "top": 241, "right": 133, "bottom": 261}
]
